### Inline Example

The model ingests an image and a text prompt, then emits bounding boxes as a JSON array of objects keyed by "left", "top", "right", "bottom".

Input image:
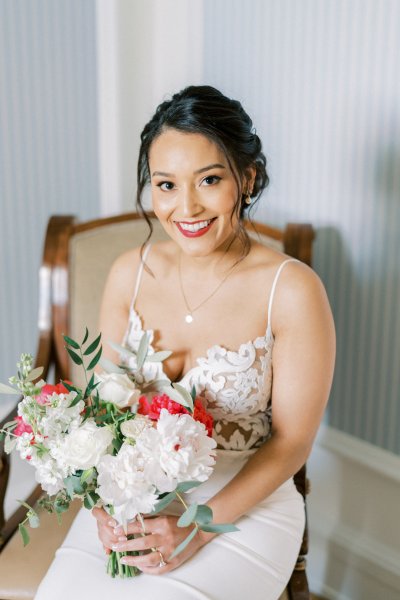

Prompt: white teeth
[{"left": 179, "top": 219, "right": 212, "bottom": 232}]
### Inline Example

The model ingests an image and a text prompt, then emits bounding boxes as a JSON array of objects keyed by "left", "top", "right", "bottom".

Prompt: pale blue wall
[
  {"left": 0, "top": 0, "right": 100, "bottom": 407},
  {"left": 203, "top": 0, "right": 400, "bottom": 454}
]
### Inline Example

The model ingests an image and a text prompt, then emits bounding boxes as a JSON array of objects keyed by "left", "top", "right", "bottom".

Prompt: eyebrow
[{"left": 151, "top": 163, "right": 226, "bottom": 177}]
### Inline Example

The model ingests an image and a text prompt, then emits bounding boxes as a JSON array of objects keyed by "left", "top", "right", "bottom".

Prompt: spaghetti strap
[
  {"left": 130, "top": 244, "right": 152, "bottom": 310},
  {"left": 266, "top": 258, "right": 299, "bottom": 334}
]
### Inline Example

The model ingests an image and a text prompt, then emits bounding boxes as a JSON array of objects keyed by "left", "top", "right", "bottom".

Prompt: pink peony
[{"left": 138, "top": 394, "right": 214, "bottom": 437}]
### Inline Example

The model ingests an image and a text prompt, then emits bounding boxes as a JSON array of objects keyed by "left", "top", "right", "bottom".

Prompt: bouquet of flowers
[{"left": 0, "top": 329, "right": 237, "bottom": 577}]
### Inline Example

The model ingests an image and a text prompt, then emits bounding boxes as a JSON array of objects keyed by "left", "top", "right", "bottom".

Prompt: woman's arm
[{"left": 198, "top": 262, "right": 336, "bottom": 541}]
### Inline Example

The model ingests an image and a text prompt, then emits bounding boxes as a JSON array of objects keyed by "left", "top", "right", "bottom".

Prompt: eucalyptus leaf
[
  {"left": 0, "top": 382, "right": 20, "bottom": 395},
  {"left": 5, "top": 434, "right": 17, "bottom": 453},
  {"left": 82, "top": 327, "right": 89, "bottom": 345},
  {"left": 176, "top": 481, "right": 202, "bottom": 493},
  {"left": 98, "top": 357, "right": 125, "bottom": 374},
  {"left": 87, "top": 346, "right": 103, "bottom": 370},
  {"left": 25, "top": 366, "right": 44, "bottom": 382},
  {"left": 54, "top": 499, "right": 70, "bottom": 513},
  {"left": 63, "top": 335, "right": 80, "bottom": 350},
  {"left": 177, "top": 503, "right": 198, "bottom": 527},
  {"left": 28, "top": 512, "right": 40, "bottom": 528},
  {"left": 84, "top": 491, "right": 99, "bottom": 510},
  {"left": 172, "top": 383, "right": 194, "bottom": 411},
  {"left": 64, "top": 477, "right": 75, "bottom": 499},
  {"left": 141, "top": 379, "right": 172, "bottom": 393},
  {"left": 190, "top": 385, "right": 197, "bottom": 401},
  {"left": 66, "top": 347, "right": 83, "bottom": 366},
  {"left": 194, "top": 505, "right": 213, "bottom": 525},
  {"left": 150, "top": 491, "right": 176, "bottom": 514},
  {"left": 108, "top": 340, "right": 137, "bottom": 358},
  {"left": 18, "top": 523, "right": 30, "bottom": 546},
  {"left": 199, "top": 523, "right": 239, "bottom": 533},
  {"left": 2, "top": 420, "right": 18, "bottom": 430},
  {"left": 145, "top": 350, "right": 172, "bottom": 363},
  {"left": 168, "top": 526, "right": 198, "bottom": 560},
  {"left": 136, "top": 333, "right": 149, "bottom": 369},
  {"left": 83, "top": 333, "right": 102, "bottom": 356},
  {"left": 80, "top": 467, "right": 95, "bottom": 484}
]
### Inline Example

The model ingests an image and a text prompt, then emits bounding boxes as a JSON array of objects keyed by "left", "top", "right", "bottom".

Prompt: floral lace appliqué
[{"left": 121, "top": 308, "right": 274, "bottom": 451}]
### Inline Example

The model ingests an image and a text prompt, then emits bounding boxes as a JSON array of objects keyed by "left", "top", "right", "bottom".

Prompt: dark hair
[{"left": 136, "top": 85, "right": 269, "bottom": 258}]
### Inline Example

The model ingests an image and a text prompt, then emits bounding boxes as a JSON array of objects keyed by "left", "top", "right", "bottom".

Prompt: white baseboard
[{"left": 307, "top": 425, "right": 400, "bottom": 600}]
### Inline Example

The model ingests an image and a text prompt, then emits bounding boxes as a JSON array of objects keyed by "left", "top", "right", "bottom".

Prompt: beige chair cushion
[{"left": 0, "top": 501, "right": 80, "bottom": 600}]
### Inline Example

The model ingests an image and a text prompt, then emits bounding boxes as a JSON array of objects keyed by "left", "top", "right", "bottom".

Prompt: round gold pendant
[{"left": 185, "top": 314, "right": 193, "bottom": 323}]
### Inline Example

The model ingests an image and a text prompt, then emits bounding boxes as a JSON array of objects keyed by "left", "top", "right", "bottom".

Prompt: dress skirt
[{"left": 34, "top": 449, "right": 305, "bottom": 600}]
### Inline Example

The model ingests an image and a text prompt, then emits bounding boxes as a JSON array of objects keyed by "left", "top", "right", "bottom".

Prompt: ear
[{"left": 242, "top": 166, "right": 257, "bottom": 195}]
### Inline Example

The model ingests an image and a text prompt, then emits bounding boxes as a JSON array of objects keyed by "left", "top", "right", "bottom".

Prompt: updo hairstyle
[{"left": 136, "top": 85, "right": 269, "bottom": 258}]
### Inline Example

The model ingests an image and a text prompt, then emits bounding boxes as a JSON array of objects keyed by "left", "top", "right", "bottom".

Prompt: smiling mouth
[{"left": 175, "top": 218, "right": 216, "bottom": 237}]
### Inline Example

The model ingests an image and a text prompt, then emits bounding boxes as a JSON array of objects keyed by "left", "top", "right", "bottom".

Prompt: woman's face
[{"left": 148, "top": 128, "right": 243, "bottom": 258}]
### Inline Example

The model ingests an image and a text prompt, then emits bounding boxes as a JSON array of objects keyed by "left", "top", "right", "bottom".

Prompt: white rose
[
  {"left": 60, "top": 419, "right": 113, "bottom": 470},
  {"left": 120, "top": 415, "right": 152, "bottom": 440},
  {"left": 95, "top": 373, "right": 140, "bottom": 409}
]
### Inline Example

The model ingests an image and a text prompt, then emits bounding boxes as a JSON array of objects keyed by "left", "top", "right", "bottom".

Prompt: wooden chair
[{"left": 0, "top": 213, "right": 314, "bottom": 600}]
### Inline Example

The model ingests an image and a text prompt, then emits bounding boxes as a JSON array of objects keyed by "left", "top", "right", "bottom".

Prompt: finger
[
  {"left": 111, "top": 533, "right": 161, "bottom": 554},
  {"left": 92, "top": 507, "right": 117, "bottom": 528},
  {"left": 113, "top": 517, "right": 154, "bottom": 537},
  {"left": 97, "top": 524, "right": 126, "bottom": 549},
  {"left": 120, "top": 550, "right": 170, "bottom": 573}
]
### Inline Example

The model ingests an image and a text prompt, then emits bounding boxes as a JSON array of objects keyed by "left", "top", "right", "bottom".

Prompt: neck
[{"left": 178, "top": 235, "right": 245, "bottom": 277}]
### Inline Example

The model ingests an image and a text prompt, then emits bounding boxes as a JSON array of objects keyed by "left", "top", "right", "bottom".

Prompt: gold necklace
[{"left": 178, "top": 252, "right": 238, "bottom": 324}]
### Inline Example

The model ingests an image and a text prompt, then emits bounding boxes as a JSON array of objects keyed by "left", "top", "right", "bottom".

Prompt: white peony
[
  {"left": 96, "top": 443, "right": 158, "bottom": 525},
  {"left": 135, "top": 409, "right": 217, "bottom": 493},
  {"left": 58, "top": 419, "right": 113, "bottom": 471},
  {"left": 120, "top": 415, "right": 152, "bottom": 440},
  {"left": 34, "top": 454, "right": 69, "bottom": 496},
  {"left": 95, "top": 373, "right": 140, "bottom": 409}
]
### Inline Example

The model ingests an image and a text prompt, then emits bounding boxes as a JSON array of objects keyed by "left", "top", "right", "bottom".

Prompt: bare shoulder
[{"left": 103, "top": 246, "right": 142, "bottom": 309}]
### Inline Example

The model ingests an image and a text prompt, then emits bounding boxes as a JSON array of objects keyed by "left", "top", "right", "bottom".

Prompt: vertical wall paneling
[
  {"left": 0, "top": 0, "right": 100, "bottom": 409},
  {"left": 202, "top": 0, "right": 400, "bottom": 455}
]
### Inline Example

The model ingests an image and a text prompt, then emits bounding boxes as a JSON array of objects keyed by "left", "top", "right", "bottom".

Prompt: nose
[{"left": 180, "top": 185, "right": 202, "bottom": 217}]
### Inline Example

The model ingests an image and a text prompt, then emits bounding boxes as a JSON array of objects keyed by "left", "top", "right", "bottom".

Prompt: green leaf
[
  {"left": 0, "top": 432, "right": 5, "bottom": 442},
  {"left": 66, "top": 347, "right": 83, "bottom": 366},
  {"left": 108, "top": 341, "right": 137, "bottom": 358},
  {"left": 61, "top": 380, "right": 80, "bottom": 394},
  {"left": 177, "top": 503, "right": 198, "bottom": 527},
  {"left": 5, "top": 434, "right": 17, "bottom": 454},
  {"left": 168, "top": 526, "right": 198, "bottom": 560},
  {"left": 98, "top": 357, "right": 125, "bottom": 374},
  {"left": 83, "top": 333, "right": 102, "bottom": 356},
  {"left": 68, "top": 393, "right": 83, "bottom": 408},
  {"left": 172, "top": 383, "right": 194, "bottom": 411},
  {"left": 176, "top": 481, "right": 202, "bottom": 493},
  {"left": 190, "top": 385, "right": 197, "bottom": 401},
  {"left": 150, "top": 492, "right": 176, "bottom": 514},
  {"left": 82, "top": 327, "right": 89, "bottom": 345},
  {"left": 0, "top": 382, "right": 20, "bottom": 395},
  {"left": 18, "top": 523, "right": 30, "bottom": 546},
  {"left": 84, "top": 491, "right": 100, "bottom": 510},
  {"left": 25, "top": 366, "right": 44, "bottom": 382},
  {"left": 80, "top": 467, "right": 95, "bottom": 484},
  {"left": 199, "top": 523, "right": 239, "bottom": 533},
  {"left": 112, "top": 438, "right": 123, "bottom": 453},
  {"left": 28, "top": 512, "right": 40, "bottom": 528},
  {"left": 194, "top": 505, "right": 213, "bottom": 525},
  {"left": 145, "top": 350, "right": 172, "bottom": 363},
  {"left": 64, "top": 477, "right": 75, "bottom": 499},
  {"left": 2, "top": 420, "right": 18, "bottom": 430},
  {"left": 87, "top": 346, "right": 103, "bottom": 370},
  {"left": 54, "top": 499, "right": 70, "bottom": 513},
  {"left": 136, "top": 332, "right": 149, "bottom": 369},
  {"left": 63, "top": 335, "right": 80, "bottom": 350}
]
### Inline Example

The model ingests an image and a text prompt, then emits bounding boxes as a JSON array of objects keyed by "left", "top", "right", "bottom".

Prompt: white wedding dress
[{"left": 35, "top": 249, "right": 305, "bottom": 600}]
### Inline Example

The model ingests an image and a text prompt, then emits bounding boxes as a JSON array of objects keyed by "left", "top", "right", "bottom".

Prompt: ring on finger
[{"left": 155, "top": 548, "right": 167, "bottom": 567}]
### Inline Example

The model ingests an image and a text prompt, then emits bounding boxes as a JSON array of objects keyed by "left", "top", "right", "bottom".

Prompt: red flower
[
  {"left": 36, "top": 381, "right": 71, "bottom": 405},
  {"left": 13, "top": 416, "right": 33, "bottom": 437},
  {"left": 137, "top": 394, "right": 214, "bottom": 437}
]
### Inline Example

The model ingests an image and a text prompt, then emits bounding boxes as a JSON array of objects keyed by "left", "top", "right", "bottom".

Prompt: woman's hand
[{"left": 92, "top": 508, "right": 207, "bottom": 574}]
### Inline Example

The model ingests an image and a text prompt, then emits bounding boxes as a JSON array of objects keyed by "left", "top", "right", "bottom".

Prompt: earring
[{"left": 245, "top": 190, "right": 252, "bottom": 205}]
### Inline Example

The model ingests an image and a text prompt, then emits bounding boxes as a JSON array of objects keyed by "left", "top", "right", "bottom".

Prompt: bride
[{"left": 35, "top": 85, "right": 335, "bottom": 600}]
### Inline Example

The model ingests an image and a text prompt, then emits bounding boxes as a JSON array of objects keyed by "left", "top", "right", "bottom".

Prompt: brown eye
[
  {"left": 157, "top": 181, "right": 174, "bottom": 191},
  {"left": 203, "top": 175, "right": 221, "bottom": 185}
]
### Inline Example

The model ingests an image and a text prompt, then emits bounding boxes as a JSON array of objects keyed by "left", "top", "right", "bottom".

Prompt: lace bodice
[{"left": 121, "top": 246, "right": 297, "bottom": 452}]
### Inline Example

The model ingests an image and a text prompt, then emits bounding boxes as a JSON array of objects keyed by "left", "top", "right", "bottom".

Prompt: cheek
[{"left": 152, "top": 192, "right": 175, "bottom": 220}]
